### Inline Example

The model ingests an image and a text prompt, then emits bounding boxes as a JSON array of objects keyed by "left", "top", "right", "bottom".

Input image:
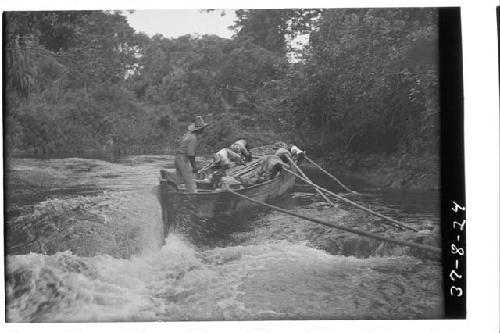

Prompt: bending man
[
  {"left": 213, "top": 147, "right": 244, "bottom": 170},
  {"left": 289, "top": 144, "right": 305, "bottom": 163},
  {"left": 230, "top": 139, "right": 252, "bottom": 162}
]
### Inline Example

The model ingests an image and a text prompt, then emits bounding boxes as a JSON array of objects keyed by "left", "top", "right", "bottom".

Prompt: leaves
[
  {"left": 5, "top": 9, "right": 440, "bottom": 161},
  {"left": 287, "top": 8, "right": 439, "bottom": 155}
]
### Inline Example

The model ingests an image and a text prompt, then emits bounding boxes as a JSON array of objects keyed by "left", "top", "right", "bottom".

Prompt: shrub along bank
[{"left": 5, "top": 9, "right": 440, "bottom": 190}]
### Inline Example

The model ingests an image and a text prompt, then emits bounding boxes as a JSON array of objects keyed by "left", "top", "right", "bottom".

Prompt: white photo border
[{"left": 1, "top": 0, "right": 498, "bottom": 332}]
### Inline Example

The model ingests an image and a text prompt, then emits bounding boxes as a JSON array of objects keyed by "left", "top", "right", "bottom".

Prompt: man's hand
[{"left": 188, "top": 155, "right": 197, "bottom": 172}]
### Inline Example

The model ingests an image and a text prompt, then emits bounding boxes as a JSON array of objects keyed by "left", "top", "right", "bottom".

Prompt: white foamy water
[
  {"left": 6, "top": 235, "right": 443, "bottom": 322},
  {"left": 5, "top": 156, "right": 444, "bottom": 322}
]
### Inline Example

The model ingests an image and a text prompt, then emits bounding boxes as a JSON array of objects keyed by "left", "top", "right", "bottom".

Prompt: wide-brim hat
[{"left": 188, "top": 116, "right": 210, "bottom": 132}]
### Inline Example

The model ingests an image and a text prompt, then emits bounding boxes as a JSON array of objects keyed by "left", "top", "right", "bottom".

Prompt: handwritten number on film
[
  {"left": 450, "top": 201, "right": 465, "bottom": 297},
  {"left": 451, "top": 201, "right": 465, "bottom": 213}
]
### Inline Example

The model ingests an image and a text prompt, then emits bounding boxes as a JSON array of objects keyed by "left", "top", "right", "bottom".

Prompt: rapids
[{"left": 4, "top": 155, "right": 443, "bottom": 322}]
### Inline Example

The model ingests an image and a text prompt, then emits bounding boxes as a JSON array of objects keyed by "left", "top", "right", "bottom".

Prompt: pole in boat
[
  {"left": 284, "top": 168, "right": 419, "bottom": 232},
  {"left": 286, "top": 156, "right": 338, "bottom": 209},
  {"left": 227, "top": 189, "right": 440, "bottom": 255},
  {"left": 230, "top": 157, "right": 263, "bottom": 177},
  {"left": 305, "top": 155, "right": 358, "bottom": 194}
]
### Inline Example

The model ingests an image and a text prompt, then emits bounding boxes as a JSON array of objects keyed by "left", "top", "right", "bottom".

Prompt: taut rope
[
  {"left": 284, "top": 168, "right": 419, "bottom": 232},
  {"left": 305, "top": 156, "right": 357, "bottom": 194},
  {"left": 227, "top": 189, "right": 440, "bottom": 255},
  {"left": 287, "top": 157, "right": 337, "bottom": 209}
]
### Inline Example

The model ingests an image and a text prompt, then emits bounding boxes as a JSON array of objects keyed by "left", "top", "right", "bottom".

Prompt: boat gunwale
[{"left": 159, "top": 168, "right": 295, "bottom": 197}]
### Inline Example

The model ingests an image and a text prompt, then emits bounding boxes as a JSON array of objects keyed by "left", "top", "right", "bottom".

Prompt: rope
[
  {"left": 199, "top": 162, "right": 215, "bottom": 173},
  {"left": 284, "top": 169, "right": 419, "bottom": 232},
  {"left": 227, "top": 189, "right": 440, "bottom": 255},
  {"left": 305, "top": 156, "right": 357, "bottom": 194},
  {"left": 201, "top": 155, "right": 262, "bottom": 177},
  {"left": 287, "top": 157, "right": 337, "bottom": 209}
]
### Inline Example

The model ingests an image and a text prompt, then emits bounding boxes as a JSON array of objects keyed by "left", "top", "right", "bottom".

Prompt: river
[{"left": 4, "top": 155, "right": 443, "bottom": 322}]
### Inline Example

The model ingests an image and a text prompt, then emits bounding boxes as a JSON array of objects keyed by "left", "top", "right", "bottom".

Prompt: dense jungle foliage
[{"left": 4, "top": 9, "right": 439, "bottom": 186}]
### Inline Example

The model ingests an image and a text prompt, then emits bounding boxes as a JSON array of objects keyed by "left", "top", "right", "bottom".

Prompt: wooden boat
[{"left": 158, "top": 160, "right": 297, "bottom": 240}]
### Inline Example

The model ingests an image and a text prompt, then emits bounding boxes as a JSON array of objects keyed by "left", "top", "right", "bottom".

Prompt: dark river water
[{"left": 4, "top": 155, "right": 443, "bottom": 322}]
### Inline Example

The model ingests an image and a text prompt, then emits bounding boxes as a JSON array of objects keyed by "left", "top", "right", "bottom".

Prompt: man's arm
[
  {"left": 188, "top": 155, "right": 197, "bottom": 172},
  {"left": 187, "top": 135, "right": 198, "bottom": 172}
]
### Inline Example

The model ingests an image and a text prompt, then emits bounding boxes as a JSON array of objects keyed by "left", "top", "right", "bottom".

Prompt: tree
[
  {"left": 4, "top": 11, "right": 153, "bottom": 156},
  {"left": 287, "top": 8, "right": 439, "bottom": 156},
  {"left": 4, "top": 11, "right": 88, "bottom": 98},
  {"left": 232, "top": 9, "right": 322, "bottom": 54}
]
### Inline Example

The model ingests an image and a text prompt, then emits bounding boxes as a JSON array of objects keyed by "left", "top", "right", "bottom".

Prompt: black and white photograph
[{"left": 1, "top": 2, "right": 496, "bottom": 330}]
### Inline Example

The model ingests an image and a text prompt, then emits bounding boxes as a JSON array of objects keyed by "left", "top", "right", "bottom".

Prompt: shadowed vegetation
[{"left": 4, "top": 9, "right": 439, "bottom": 188}]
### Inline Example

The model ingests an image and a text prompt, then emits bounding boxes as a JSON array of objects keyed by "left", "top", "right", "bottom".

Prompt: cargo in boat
[{"left": 158, "top": 156, "right": 297, "bottom": 239}]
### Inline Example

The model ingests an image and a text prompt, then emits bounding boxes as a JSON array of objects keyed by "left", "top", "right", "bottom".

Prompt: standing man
[{"left": 175, "top": 116, "right": 209, "bottom": 193}]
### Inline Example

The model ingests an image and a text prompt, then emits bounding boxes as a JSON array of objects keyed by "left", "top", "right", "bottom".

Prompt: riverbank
[
  {"left": 7, "top": 146, "right": 440, "bottom": 192},
  {"left": 318, "top": 152, "right": 440, "bottom": 191}
]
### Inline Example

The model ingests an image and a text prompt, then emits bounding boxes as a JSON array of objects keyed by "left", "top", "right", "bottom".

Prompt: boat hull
[{"left": 158, "top": 170, "right": 296, "bottom": 240}]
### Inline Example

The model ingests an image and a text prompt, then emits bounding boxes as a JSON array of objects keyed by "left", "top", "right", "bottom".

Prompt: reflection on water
[{"left": 4, "top": 156, "right": 443, "bottom": 322}]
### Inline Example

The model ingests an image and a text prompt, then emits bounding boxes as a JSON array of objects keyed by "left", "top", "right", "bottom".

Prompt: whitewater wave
[
  {"left": 5, "top": 156, "right": 444, "bottom": 322},
  {"left": 6, "top": 235, "right": 443, "bottom": 322}
]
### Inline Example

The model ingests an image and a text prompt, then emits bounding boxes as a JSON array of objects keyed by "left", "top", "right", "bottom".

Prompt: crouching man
[
  {"left": 276, "top": 144, "right": 305, "bottom": 165},
  {"left": 276, "top": 147, "right": 293, "bottom": 165},
  {"left": 289, "top": 145, "right": 305, "bottom": 163},
  {"left": 204, "top": 147, "right": 244, "bottom": 189},
  {"left": 230, "top": 139, "right": 252, "bottom": 162},
  {"left": 259, "top": 155, "right": 287, "bottom": 180},
  {"left": 213, "top": 147, "right": 245, "bottom": 170}
]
